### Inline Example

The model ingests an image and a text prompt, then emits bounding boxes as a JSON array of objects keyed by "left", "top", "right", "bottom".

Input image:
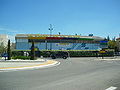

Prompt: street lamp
[
  {"left": 48, "top": 24, "right": 53, "bottom": 50},
  {"left": 58, "top": 32, "right": 61, "bottom": 35}
]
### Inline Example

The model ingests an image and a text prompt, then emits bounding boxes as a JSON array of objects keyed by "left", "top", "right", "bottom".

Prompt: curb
[
  {"left": 94, "top": 59, "right": 120, "bottom": 61},
  {"left": 0, "top": 59, "right": 45, "bottom": 62},
  {"left": 0, "top": 60, "right": 60, "bottom": 71}
]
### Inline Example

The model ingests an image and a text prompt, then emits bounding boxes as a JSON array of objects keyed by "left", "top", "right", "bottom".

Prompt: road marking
[
  {"left": 0, "top": 61, "right": 60, "bottom": 72},
  {"left": 105, "top": 86, "right": 117, "bottom": 90},
  {"left": 0, "top": 60, "right": 60, "bottom": 71}
]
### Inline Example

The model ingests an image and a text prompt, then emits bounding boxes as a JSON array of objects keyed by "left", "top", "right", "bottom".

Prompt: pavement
[
  {"left": 1, "top": 57, "right": 120, "bottom": 90},
  {"left": 94, "top": 56, "right": 120, "bottom": 61},
  {"left": 0, "top": 56, "right": 120, "bottom": 71},
  {"left": 0, "top": 58, "right": 60, "bottom": 71}
]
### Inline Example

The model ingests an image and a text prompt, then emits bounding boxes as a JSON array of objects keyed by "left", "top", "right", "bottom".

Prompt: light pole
[
  {"left": 58, "top": 32, "right": 61, "bottom": 35},
  {"left": 48, "top": 24, "right": 53, "bottom": 50}
]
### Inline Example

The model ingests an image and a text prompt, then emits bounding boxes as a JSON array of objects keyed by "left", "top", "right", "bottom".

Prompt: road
[{"left": 0, "top": 57, "right": 120, "bottom": 90}]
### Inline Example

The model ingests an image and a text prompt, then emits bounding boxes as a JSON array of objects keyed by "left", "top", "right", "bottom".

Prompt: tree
[
  {"left": 108, "top": 40, "right": 116, "bottom": 49},
  {"left": 0, "top": 42, "right": 7, "bottom": 55},
  {"left": 104, "top": 38, "right": 107, "bottom": 41},
  {"left": 7, "top": 39, "right": 11, "bottom": 60},
  {"left": 107, "top": 36, "right": 110, "bottom": 41},
  {"left": 112, "top": 37, "right": 116, "bottom": 41},
  {"left": 30, "top": 41, "right": 35, "bottom": 60}
]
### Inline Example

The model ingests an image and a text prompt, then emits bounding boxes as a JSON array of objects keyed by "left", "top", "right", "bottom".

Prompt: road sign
[{"left": 99, "top": 50, "right": 106, "bottom": 54}]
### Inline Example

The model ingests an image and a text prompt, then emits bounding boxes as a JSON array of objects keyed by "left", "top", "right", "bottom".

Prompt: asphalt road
[{"left": 0, "top": 57, "right": 120, "bottom": 90}]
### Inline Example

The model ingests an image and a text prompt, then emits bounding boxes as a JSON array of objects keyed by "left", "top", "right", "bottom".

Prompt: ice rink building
[{"left": 15, "top": 34, "right": 105, "bottom": 50}]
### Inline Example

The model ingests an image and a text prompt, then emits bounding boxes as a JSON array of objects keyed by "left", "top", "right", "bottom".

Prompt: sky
[{"left": 0, "top": 0, "right": 120, "bottom": 42}]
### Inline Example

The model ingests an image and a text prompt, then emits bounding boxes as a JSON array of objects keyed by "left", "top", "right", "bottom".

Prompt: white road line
[
  {"left": 0, "top": 61, "right": 60, "bottom": 72},
  {"left": 105, "top": 86, "right": 117, "bottom": 90}
]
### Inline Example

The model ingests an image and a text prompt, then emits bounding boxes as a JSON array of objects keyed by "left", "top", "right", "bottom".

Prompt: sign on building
[{"left": 100, "top": 40, "right": 108, "bottom": 48}]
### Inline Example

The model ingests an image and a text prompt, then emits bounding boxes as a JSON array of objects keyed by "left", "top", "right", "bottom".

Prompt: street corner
[{"left": 0, "top": 60, "right": 60, "bottom": 71}]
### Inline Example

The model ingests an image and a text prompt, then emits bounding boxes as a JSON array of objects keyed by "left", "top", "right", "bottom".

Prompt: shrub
[{"left": 12, "top": 49, "right": 114, "bottom": 58}]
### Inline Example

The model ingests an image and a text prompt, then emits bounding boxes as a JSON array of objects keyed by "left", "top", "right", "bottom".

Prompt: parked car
[
  {"left": 115, "top": 52, "right": 120, "bottom": 56},
  {"left": 1, "top": 53, "right": 8, "bottom": 57},
  {"left": 50, "top": 51, "right": 69, "bottom": 59}
]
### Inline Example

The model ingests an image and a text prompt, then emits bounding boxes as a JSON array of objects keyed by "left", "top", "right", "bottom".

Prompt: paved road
[{"left": 0, "top": 57, "right": 120, "bottom": 90}]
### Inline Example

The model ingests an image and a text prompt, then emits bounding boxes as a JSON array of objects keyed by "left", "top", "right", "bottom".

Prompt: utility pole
[
  {"left": 58, "top": 32, "right": 61, "bottom": 35},
  {"left": 48, "top": 24, "right": 53, "bottom": 50}
]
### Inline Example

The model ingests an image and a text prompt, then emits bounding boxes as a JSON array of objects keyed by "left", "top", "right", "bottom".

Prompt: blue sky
[{"left": 0, "top": 0, "right": 120, "bottom": 42}]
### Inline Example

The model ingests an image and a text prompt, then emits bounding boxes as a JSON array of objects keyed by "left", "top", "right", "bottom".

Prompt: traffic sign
[{"left": 99, "top": 50, "right": 106, "bottom": 54}]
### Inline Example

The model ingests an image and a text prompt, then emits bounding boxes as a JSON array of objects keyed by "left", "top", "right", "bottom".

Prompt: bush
[
  {"left": 12, "top": 49, "right": 114, "bottom": 58},
  {"left": 39, "top": 50, "right": 114, "bottom": 57},
  {"left": 68, "top": 51, "right": 97, "bottom": 57}
]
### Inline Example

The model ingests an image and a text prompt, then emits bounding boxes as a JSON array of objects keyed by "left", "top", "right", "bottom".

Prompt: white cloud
[
  {"left": 0, "top": 26, "right": 19, "bottom": 43},
  {"left": 0, "top": 27, "right": 19, "bottom": 33}
]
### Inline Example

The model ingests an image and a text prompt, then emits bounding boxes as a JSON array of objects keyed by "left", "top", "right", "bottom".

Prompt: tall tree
[
  {"left": 107, "top": 36, "right": 110, "bottom": 41},
  {"left": 7, "top": 39, "right": 11, "bottom": 60},
  {"left": 112, "top": 37, "right": 116, "bottom": 41},
  {"left": 30, "top": 41, "right": 35, "bottom": 60}
]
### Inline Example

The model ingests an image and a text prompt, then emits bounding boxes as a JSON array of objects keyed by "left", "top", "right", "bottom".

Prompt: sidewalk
[
  {"left": 0, "top": 59, "right": 59, "bottom": 71},
  {"left": 94, "top": 56, "right": 120, "bottom": 61}
]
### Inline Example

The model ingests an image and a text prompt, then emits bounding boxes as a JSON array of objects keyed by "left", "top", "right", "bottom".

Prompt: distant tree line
[{"left": 106, "top": 36, "right": 119, "bottom": 52}]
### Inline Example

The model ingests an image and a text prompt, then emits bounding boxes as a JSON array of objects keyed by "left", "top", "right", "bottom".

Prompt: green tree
[
  {"left": 107, "top": 36, "right": 110, "bottom": 41},
  {"left": 108, "top": 40, "right": 116, "bottom": 49},
  {"left": 112, "top": 37, "right": 116, "bottom": 41},
  {"left": 0, "top": 42, "right": 7, "bottom": 55},
  {"left": 7, "top": 39, "right": 11, "bottom": 60},
  {"left": 30, "top": 41, "right": 35, "bottom": 60}
]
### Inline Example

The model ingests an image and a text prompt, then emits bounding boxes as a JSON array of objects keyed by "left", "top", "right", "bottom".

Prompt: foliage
[
  {"left": 107, "top": 36, "right": 110, "bottom": 41},
  {"left": 108, "top": 40, "right": 117, "bottom": 49},
  {"left": 11, "top": 43, "right": 16, "bottom": 50},
  {"left": 12, "top": 50, "right": 114, "bottom": 58},
  {"left": 7, "top": 39, "right": 11, "bottom": 60},
  {"left": 30, "top": 42, "right": 35, "bottom": 60},
  {"left": 0, "top": 42, "right": 7, "bottom": 55},
  {"left": 38, "top": 50, "right": 114, "bottom": 57},
  {"left": 12, "top": 51, "right": 24, "bottom": 56}
]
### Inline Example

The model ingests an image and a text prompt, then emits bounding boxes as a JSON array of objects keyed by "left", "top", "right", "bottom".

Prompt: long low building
[
  {"left": 15, "top": 34, "right": 105, "bottom": 50},
  {"left": 116, "top": 37, "right": 120, "bottom": 52}
]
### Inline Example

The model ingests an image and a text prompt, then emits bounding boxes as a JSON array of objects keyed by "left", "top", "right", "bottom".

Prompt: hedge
[{"left": 12, "top": 50, "right": 114, "bottom": 58}]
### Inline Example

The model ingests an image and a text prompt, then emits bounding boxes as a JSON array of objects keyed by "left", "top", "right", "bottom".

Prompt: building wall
[
  {"left": 116, "top": 38, "right": 120, "bottom": 51},
  {"left": 16, "top": 42, "right": 101, "bottom": 50},
  {"left": 0, "top": 34, "right": 8, "bottom": 47},
  {"left": 15, "top": 34, "right": 104, "bottom": 50}
]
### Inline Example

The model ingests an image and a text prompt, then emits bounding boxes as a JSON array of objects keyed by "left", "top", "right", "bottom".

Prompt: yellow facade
[{"left": 28, "top": 37, "right": 46, "bottom": 39}]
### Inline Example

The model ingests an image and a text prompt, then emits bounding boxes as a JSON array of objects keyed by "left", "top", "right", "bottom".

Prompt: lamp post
[
  {"left": 48, "top": 24, "right": 53, "bottom": 50},
  {"left": 58, "top": 32, "right": 61, "bottom": 35}
]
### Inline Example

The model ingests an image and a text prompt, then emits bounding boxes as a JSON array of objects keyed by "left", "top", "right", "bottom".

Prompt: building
[
  {"left": 0, "top": 34, "right": 8, "bottom": 47},
  {"left": 116, "top": 37, "right": 120, "bottom": 52},
  {"left": 15, "top": 34, "right": 105, "bottom": 50}
]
